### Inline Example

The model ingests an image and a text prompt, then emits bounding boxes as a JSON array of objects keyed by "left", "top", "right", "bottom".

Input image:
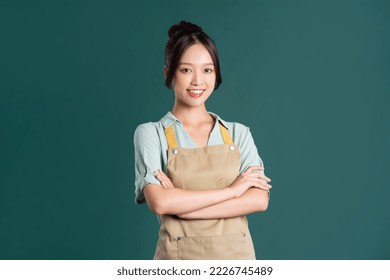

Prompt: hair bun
[{"left": 168, "top": 21, "right": 202, "bottom": 39}]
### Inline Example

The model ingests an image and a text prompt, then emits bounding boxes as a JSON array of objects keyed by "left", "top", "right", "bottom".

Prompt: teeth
[{"left": 189, "top": 90, "right": 203, "bottom": 94}]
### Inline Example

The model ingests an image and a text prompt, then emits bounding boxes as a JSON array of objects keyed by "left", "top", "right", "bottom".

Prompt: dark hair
[{"left": 164, "top": 21, "right": 222, "bottom": 90}]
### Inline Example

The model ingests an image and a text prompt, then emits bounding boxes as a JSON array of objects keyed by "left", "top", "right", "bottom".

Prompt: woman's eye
[
  {"left": 205, "top": 68, "right": 213, "bottom": 73},
  {"left": 181, "top": 68, "right": 191, "bottom": 73}
]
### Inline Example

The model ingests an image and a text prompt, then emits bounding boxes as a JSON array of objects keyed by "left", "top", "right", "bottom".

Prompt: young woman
[{"left": 134, "top": 21, "right": 271, "bottom": 260}]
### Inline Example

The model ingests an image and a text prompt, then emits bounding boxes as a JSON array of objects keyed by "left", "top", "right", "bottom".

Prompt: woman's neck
[{"left": 171, "top": 105, "right": 213, "bottom": 127}]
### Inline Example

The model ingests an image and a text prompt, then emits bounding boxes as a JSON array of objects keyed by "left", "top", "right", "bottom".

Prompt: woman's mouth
[{"left": 187, "top": 89, "right": 205, "bottom": 98}]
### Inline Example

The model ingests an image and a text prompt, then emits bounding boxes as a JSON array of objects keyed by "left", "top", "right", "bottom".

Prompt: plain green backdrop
[{"left": 1, "top": 0, "right": 389, "bottom": 259}]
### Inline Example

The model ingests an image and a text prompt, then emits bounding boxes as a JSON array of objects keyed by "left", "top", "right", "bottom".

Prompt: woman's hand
[
  {"left": 154, "top": 169, "right": 174, "bottom": 189},
  {"left": 227, "top": 166, "right": 271, "bottom": 198}
]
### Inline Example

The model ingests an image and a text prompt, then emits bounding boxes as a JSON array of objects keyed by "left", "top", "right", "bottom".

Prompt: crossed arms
[{"left": 143, "top": 166, "right": 271, "bottom": 219}]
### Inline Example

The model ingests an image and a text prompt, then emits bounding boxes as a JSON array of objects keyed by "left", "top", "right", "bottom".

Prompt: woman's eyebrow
[{"left": 178, "top": 62, "right": 214, "bottom": 66}]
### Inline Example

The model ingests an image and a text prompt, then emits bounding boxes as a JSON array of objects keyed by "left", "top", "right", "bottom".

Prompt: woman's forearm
[
  {"left": 145, "top": 166, "right": 270, "bottom": 215},
  {"left": 143, "top": 184, "right": 237, "bottom": 215},
  {"left": 178, "top": 188, "right": 269, "bottom": 219}
]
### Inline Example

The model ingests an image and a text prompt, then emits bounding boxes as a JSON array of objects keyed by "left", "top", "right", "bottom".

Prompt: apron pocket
[{"left": 177, "top": 233, "right": 250, "bottom": 260}]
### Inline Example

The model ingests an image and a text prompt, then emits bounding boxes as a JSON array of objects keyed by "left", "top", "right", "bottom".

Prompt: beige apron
[{"left": 153, "top": 123, "right": 256, "bottom": 260}]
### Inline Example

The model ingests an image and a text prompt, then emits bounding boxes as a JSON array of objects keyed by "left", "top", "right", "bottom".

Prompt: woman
[{"left": 134, "top": 21, "right": 271, "bottom": 260}]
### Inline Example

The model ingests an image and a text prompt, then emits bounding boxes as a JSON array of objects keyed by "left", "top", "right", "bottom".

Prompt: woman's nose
[{"left": 191, "top": 70, "right": 203, "bottom": 85}]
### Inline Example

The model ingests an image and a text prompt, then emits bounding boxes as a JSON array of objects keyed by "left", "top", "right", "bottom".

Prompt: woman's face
[{"left": 171, "top": 43, "right": 216, "bottom": 109}]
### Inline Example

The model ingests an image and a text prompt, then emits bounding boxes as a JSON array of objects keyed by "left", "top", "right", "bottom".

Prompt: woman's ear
[{"left": 163, "top": 65, "right": 168, "bottom": 80}]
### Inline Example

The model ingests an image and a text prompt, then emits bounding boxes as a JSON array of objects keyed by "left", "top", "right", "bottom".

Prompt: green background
[{"left": 1, "top": 0, "right": 389, "bottom": 259}]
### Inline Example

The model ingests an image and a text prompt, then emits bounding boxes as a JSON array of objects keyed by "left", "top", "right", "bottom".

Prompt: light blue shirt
[{"left": 133, "top": 111, "right": 264, "bottom": 204}]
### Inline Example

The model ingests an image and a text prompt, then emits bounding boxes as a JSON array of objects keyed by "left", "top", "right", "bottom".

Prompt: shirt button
[
  {"left": 172, "top": 149, "right": 178, "bottom": 155},
  {"left": 229, "top": 145, "right": 235, "bottom": 151}
]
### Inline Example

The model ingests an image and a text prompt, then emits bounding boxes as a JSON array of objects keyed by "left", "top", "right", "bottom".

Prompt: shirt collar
[{"left": 160, "top": 111, "right": 230, "bottom": 130}]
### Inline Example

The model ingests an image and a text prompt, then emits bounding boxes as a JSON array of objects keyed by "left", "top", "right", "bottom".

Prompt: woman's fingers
[
  {"left": 243, "top": 166, "right": 271, "bottom": 188},
  {"left": 247, "top": 172, "right": 271, "bottom": 182},
  {"left": 160, "top": 178, "right": 171, "bottom": 189},
  {"left": 251, "top": 182, "right": 272, "bottom": 191},
  {"left": 247, "top": 174, "right": 272, "bottom": 190},
  {"left": 250, "top": 178, "right": 272, "bottom": 190},
  {"left": 158, "top": 177, "right": 172, "bottom": 189},
  {"left": 155, "top": 170, "right": 174, "bottom": 188}
]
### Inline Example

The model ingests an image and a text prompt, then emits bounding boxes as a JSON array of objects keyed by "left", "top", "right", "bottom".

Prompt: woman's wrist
[{"left": 224, "top": 185, "right": 238, "bottom": 199}]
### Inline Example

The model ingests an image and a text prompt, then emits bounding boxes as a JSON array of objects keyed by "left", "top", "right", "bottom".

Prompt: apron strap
[
  {"left": 164, "top": 125, "right": 178, "bottom": 149},
  {"left": 164, "top": 123, "right": 233, "bottom": 148},
  {"left": 219, "top": 124, "right": 234, "bottom": 145}
]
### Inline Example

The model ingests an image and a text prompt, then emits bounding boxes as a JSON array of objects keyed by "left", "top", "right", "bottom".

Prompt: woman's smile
[
  {"left": 170, "top": 43, "right": 216, "bottom": 108},
  {"left": 187, "top": 89, "right": 205, "bottom": 97}
]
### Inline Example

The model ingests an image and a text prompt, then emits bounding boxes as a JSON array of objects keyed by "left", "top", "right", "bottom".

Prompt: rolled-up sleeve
[
  {"left": 234, "top": 124, "right": 264, "bottom": 174},
  {"left": 134, "top": 124, "right": 162, "bottom": 204},
  {"left": 230, "top": 123, "right": 270, "bottom": 200}
]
